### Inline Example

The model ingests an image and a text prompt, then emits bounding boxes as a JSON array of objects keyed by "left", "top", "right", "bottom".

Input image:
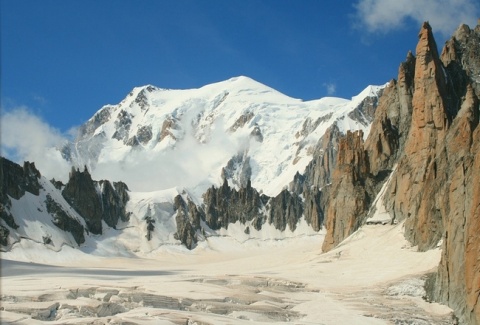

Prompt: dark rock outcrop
[
  {"left": 173, "top": 195, "right": 203, "bottom": 249},
  {"left": 203, "top": 178, "right": 266, "bottom": 231},
  {"left": 1, "top": 158, "right": 41, "bottom": 200},
  {"left": 62, "top": 167, "right": 130, "bottom": 235},
  {"left": 348, "top": 90, "right": 384, "bottom": 124},
  {"left": 136, "top": 125, "right": 153, "bottom": 145},
  {"left": 268, "top": 189, "right": 303, "bottom": 232},
  {"left": 0, "top": 158, "right": 42, "bottom": 233},
  {"left": 0, "top": 225, "right": 9, "bottom": 246},
  {"left": 301, "top": 124, "right": 342, "bottom": 190},
  {"left": 112, "top": 109, "right": 133, "bottom": 142},
  {"left": 221, "top": 153, "right": 252, "bottom": 189},
  {"left": 77, "top": 106, "right": 113, "bottom": 139},
  {"left": 98, "top": 180, "right": 130, "bottom": 228},
  {"left": 62, "top": 167, "right": 104, "bottom": 235},
  {"left": 45, "top": 194, "right": 85, "bottom": 245}
]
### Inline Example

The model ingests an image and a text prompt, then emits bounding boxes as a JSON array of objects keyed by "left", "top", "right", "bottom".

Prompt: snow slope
[
  {"left": 1, "top": 222, "right": 452, "bottom": 324},
  {"left": 5, "top": 177, "right": 86, "bottom": 252}
]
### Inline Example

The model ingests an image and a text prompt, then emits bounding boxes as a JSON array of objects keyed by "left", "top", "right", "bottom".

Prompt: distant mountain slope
[
  {"left": 1, "top": 78, "right": 384, "bottom": 254},
  {"left": 61, "top": 76, "right": 384, "bottom": 197}
]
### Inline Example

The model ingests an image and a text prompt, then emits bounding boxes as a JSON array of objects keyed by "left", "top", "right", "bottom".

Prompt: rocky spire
[
  {"left": 321, "top": 21, "right": 480, "bottom": 322},
  {"left": 62, "top": 167, "right": 104, "bottom": 235},
  {"left": 408, "top": 22, "right": 450, "bottom": 152},
  {"left": 322, "top": 130, "right": 373, "bottom": 252},
  {"left": 384, "top": 22, "right": 453, "bottom": 247},
  {"left": 364, "top": 48, "right": 415, "bottom": 176},
  {"left": 62, "top": 166, "right": 130, "bottom": 235}
]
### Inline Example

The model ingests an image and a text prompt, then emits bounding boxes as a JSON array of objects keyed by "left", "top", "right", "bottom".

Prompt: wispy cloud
[
  {"left": 353, "top": 0, "right": 480, "bottom": 37},
  {"left": 1, "top": 107, "right": 71, "bottom": 181},
  {"left": 323, "top": 82, "right": 337, "bottom": 96},
  {"left": 91, "top": 116, "right": 238, "bottom": 192}
]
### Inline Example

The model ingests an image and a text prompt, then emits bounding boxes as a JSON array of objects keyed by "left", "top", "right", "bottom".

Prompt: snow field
[{"left": 1, "top": 222, "right": 453, "bottom": 325}]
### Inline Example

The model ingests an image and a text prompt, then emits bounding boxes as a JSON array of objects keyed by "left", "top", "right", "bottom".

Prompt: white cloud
[
  {"left": 90, "top": 116, "right": 238, "bottom": 193},
  {"left": 354, "top": 0, "right": 480, "bottom": 37},
  {"left": 323, "top": 83, "right": 337, "bottom": 96},
  {"left": 1, "top": 107, "right": 71, "bottom": 182}
]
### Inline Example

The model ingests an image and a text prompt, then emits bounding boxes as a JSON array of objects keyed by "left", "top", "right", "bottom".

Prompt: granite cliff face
[
  {"left": 435, "top": 22, "right": 480, "bottom": 325},
  {"left": 320, "top": 130, "right": 387, "bottom": 251},
  {"left": 323, "top": 22, "right": 480, "bottom": 324}
]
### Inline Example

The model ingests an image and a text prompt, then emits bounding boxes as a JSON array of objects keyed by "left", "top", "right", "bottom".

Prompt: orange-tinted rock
[
  {"left": 322, "top": 130, "right": 372, "bottom": 252},
  {"left": 435, "top": 83, "right": 480, "bottom": 325},
  {"left": 365, "top": 51, "right": 415, "bottom": 176},
  {"left": 322, "top": 20, "right": 480, "bottom": 324},
  {"left": 384, "top": 22, "right": 452, "bottom": 249}
]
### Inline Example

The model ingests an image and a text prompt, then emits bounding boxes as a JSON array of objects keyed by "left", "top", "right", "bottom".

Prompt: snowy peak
[{"left": 62, "top": 77, "right": 385, "bottom": 197}]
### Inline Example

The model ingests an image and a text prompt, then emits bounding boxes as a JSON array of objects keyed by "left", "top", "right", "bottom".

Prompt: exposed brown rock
[
  {"left": 434, "top": 78, "right": 480, "bottom": 325},
  {"left": 158, "top": 117, "right": 180, "bottom": 142},
  {"left": 229, "top": 111, "right": 254, "bottom": 132},
  {"left": 465, "top": 137, "right": 480, "bottom": 324},
  {"left": 322, "top": 130, "right": 372, "bottom": 252},
  {"left": 384, "top": 22, "right": 452, "bottom": 249},
  {"left": 365, "top": 51, "right": 415, "bottom": 176},
  {"left": 322, "top": 21, "right": 480, "bottom": 323}
]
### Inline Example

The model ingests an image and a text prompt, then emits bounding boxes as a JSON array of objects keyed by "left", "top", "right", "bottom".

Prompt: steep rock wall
[
  {"left": 321, "top": 130, "right": 374, "bottom": 251},
  {"left": 384, "top": 23, "right": 452, "bottom": 250},
  {"left": 323, "top": 21, "right": 480, "bottom": 324}
]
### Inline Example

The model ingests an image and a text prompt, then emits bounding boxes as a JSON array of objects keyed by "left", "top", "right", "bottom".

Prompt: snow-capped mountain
[
  {"left": 62, "top": 76, "right": 384, "bottom": 197},
  {"left": 1, "top": 76, "right": 384, "bottom": 255}
]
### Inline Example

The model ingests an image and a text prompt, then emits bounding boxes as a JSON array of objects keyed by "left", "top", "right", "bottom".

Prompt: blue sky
[{"left": 1, "top": 0, "right": 479, "bottom": 134}]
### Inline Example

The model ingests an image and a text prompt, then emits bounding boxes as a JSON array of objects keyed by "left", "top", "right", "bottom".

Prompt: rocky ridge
[
  {"left": 0, "top": 157, "right": 131, "bottom": 249},
  {"left": 62, "top": 167, "right": 130, "bottom": 235},
  {"left": 323, "top": 21, "right": 480, "bottom": 325}
]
